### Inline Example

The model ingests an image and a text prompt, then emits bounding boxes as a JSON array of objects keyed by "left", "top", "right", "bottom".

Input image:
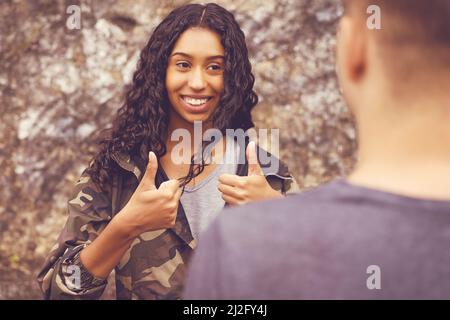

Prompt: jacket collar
[
  {"left": 111, "top": 139, "right": 293, "bottom": 183},
  {"left": 111, "top": 151, "right": 144, "bottom": 181},
  {"left": 236, "top": 141, "right": 293, "bottom": 180}
]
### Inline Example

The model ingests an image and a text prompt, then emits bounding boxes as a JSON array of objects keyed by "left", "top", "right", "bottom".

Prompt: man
[{"left": 184, "top": 0, "right": 450, "bottom": 299}]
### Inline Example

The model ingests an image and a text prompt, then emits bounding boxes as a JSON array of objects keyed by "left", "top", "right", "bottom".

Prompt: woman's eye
[
  {"left": 208, "top": 64, "right": 222, "bottom": 71},
  {"left": 176, "top": 62, "right": 190, "bottom": 69}
]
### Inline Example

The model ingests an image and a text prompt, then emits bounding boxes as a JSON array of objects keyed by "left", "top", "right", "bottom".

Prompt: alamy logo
[
  {"left": 366, "top": 265, "right": 381, "bottom": 290},
  {"left": 66, "top": 265, "right": 81, "bottom": 290},
  {"left": 170, "top": 121, "right": 280, "bottom": 172},
  {"left": 366, "top": 5, "right": 381, "bottom": 30},
  {"left": 66, "top": 5, "right": 81, "bottom": 30}
]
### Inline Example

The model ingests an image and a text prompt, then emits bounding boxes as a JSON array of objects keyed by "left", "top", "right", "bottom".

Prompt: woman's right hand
[{"left": 113, "top": 151, "right": 182, "bottom": 239}]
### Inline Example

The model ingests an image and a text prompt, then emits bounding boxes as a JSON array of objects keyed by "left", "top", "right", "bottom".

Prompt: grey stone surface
[{"left": 0, "top": 0, "right": 356, "bottom": 299}]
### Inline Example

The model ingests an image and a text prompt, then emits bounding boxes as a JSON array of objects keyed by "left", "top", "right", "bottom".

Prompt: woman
[{"left": 37, "top": 3, "right": 297, "bottom": 300}]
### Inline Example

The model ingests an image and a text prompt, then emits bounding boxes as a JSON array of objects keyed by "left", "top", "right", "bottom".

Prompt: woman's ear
[{"left": 337, "top": 15, "right": 367, "bottom": 85}]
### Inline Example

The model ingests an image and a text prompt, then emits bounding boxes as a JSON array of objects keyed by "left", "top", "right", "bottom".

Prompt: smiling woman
[
  {"left": 36, "top": 3, "right": 297, "bottom": 300},
  {"left": 166, "top": 28, "right": 225, "bottom": 125}
]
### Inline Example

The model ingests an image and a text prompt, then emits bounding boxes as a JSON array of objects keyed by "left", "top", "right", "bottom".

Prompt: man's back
[
  {"left": 184, "top": 0, "right": 450, "bottom": 300},
  {"left": 185, "top": 180, "right": 450, "bottom": 299}
]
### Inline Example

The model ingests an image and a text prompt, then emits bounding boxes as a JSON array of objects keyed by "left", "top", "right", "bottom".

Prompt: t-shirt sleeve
[{"left": 183, "top": 216, "right": 225, "bottom": 299}]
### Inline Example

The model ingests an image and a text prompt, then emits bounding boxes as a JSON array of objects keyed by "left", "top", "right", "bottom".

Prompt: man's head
[
  {"left": 337, "top": 0, "right": 450, "bottom": 119},
  {"left": 338, "top": 0, "right": 450, "bottom": 196}
]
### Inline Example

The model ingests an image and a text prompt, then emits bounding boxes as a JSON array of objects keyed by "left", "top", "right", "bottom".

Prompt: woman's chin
[
  {"left": 169, "top": 105, "right": 215, "bottom": 128},
  {"left": 186, "top": 114, "right": 212, "bottom": 124},
  {"left": 178, "top": 109, "right": 214, "bottom": 124}
]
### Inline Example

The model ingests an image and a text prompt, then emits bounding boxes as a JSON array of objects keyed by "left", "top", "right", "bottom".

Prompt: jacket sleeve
[
  {"left": 283, "top": 175, "right": 300, "bottom": 194},
  {"left": 264, "top": 161, "right": 300, "bottom": 195},
  {"left": 36, "top": 172, "right": 113, "bottom": 300},
  {"left": 256, "top": 144, "right": 300, "bottom": 195}
]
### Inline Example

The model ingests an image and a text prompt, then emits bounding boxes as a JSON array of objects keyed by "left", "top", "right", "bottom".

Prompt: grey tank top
[{"left": 180, "top": 137, "right": 240, "bottom": 240}]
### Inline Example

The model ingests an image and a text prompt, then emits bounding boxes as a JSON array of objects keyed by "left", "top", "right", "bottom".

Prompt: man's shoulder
[
  {"left": 221, "top": 180, "right": 342, "bottom": 220},
  {"left": 214, "top": 179, "right": 347, "bottom": 241}
]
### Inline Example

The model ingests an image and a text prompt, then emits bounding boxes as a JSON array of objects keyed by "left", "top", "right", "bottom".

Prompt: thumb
[
  {"left": 140, "top": 151, "right": 158, "bottom": 190},
  {"left": 246, "top": 141, "right": 263, "bottom": 176},
  {"left": 159, "top": 179, "right": 182, "bottom": 197}
]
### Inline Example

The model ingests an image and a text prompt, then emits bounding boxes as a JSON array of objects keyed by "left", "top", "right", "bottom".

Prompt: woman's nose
[{"left": 188, "top": 67, "right": 206, "bottom": 90}]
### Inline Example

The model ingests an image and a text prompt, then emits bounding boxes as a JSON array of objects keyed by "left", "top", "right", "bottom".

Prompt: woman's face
[{"left": 166, "top": 27, "right": 225, "bottom": 128}]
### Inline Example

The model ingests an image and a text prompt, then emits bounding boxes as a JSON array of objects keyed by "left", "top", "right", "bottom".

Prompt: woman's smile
[{"left": 179, "top": 95, "right": 214, "bottom": 113}]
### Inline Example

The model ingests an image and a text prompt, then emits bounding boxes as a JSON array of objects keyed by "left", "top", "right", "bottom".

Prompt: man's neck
[
  {"left": 348, "top": 102, "right": 450, "bottom": 200},
  {"left": 348, "top": 161, "right": 450, "bottom": 200}
]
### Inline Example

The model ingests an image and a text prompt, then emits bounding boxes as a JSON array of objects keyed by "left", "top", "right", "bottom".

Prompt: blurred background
[{"left": 0, "top": 0, "right": 356, "bottom": 299}]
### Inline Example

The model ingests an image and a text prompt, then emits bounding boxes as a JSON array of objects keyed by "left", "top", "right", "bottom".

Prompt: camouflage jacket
[{"left": 37, "top": 142, "right": 299, "bottom": 300}]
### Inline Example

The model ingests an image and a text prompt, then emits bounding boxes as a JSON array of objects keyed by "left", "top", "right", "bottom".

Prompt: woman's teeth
[{"left": 183, "top": 96, "right": 210, "bottom": 106}]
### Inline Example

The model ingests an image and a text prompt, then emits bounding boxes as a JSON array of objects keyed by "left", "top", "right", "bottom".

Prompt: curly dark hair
[{"left": 86, "top": 3, "right": 258, "bottom": 192}]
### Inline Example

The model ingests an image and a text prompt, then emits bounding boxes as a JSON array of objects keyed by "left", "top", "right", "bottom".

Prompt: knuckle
[
  {"left": 167, "top": 216, "right": 176, "bottom": 227},
  {"left": 163, "top": 202, "right": 172, "bottom": 210},
  {"left": 162, "top": 190, "right": 171, "bottom": 200},
  {"left": 170, "top": 190, "right": 178, "bottom": 200},
  {"left": 169, "top": 201, "right": 178, "bottom": 211},
  {"left": 237, "top": 179, "right": 247, "bottom": 188}
]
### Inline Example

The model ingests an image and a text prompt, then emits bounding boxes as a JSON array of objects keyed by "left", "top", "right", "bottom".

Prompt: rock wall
[{"left": 0, "top": 0, "right": 356, "bottom": 299}]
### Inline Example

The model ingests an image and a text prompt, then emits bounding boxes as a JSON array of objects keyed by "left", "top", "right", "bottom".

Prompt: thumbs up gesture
[
  {"left": 114, "top": 151, "right": 182, "bottom": 238},
  {"left": 218, "top": 141, "right": 283, "bottom": 206}
]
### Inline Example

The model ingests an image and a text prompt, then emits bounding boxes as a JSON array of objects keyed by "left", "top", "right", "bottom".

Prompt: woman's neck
[{"left": 166, "top": 116, "right": 225, "bottom": 165}]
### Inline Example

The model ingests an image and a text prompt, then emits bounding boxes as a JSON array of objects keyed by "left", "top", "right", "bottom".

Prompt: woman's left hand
[{"left": 218, "top": 141, "right": 283, "bottom": 206}]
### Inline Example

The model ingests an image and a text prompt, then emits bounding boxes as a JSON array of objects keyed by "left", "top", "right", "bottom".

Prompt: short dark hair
[
  {"left": 344, "top": 0, "right": 450, "bottom": 47},
  {"left": 343, "top": 0, "right": 450, "bottom": 84}
]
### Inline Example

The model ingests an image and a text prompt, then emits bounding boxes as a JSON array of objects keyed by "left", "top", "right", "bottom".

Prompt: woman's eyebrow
[
  {"left": 171, "top": 52, "right": 224, "bottom": 60},
  {"left": 206, "top": 55, "right": 225, "bottom": 61}
]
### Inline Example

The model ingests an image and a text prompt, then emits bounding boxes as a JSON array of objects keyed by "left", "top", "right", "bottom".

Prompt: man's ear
[{"left": 337, "top": 15, "right": 367, "bottom": 84}]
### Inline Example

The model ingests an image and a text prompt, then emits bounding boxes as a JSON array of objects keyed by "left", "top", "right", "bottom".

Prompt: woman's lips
[{"left": 179, "top": 95, "right": 213, "bottom": 113}]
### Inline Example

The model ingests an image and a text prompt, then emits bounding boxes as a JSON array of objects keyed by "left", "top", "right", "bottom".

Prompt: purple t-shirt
[{"left": 184, "top": 179, "right": 450, "bottom": 299}]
